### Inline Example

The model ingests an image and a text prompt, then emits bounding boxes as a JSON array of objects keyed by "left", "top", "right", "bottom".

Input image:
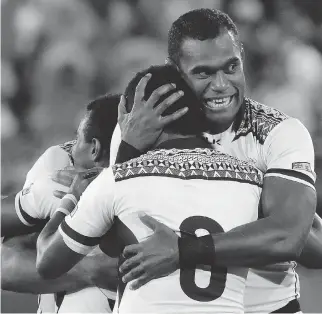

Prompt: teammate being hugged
[
  {"left": 110, "top": 9, "right": 320, "bottom": 314},
  {"left": 2, "top": 94, "right": 121, "bottom": 313},
  {"left": 37, "top": 64, "right": 264, "bottom": 314}
]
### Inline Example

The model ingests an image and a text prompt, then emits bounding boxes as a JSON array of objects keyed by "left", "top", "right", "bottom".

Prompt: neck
[
  {"left": 95, "top": 156, "right": 110, "bottom": 168},
  {"left": 206, "top": 121, "right": 233, "bottom": 135},
  {"left": 153, "top": 132, "right": 195, "bottom": 148}
]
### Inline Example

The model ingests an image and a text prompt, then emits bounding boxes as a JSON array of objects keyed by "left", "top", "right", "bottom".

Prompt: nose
[{"left": 210, "top": 71, "right": 229, "bottom": 92}]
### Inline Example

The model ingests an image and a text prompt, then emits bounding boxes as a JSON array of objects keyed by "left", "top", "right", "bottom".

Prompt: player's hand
[
  {"left": 89, "top": 252, "right": 119, "bottom": 291},
  {"left": 118, "top": 74, "right": 187, "bottom": 152},
  {"left": 68, "top": 167, "right": 103, "bottom": 201},
  {"left": 51, "top": 166, "right": 78, "bottom": 199},
  {"left": 119, "top": 214, "right": 179, "bottom": 290}
]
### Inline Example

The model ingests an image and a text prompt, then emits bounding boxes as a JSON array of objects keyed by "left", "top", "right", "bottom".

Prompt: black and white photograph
[{"left": 1, "top": 0, "right": 322, "bottom": 313}]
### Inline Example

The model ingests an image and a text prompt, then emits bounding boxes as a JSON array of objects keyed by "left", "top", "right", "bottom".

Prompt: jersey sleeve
[
  {"left": 263, "top": 118, "right": 316, "bottom": 189},
  {"left": 15, "top": 178, "right": 64, "bottom": 226},
  {"left": 59, "top": 167, "right": 116, "bottom": 255}
]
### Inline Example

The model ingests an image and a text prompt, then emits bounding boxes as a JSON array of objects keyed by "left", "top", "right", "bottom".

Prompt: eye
[
  {"left": 226, "top": 62, "right": 239, "bottom": 74},
  {"left": 196, "top": 70, "right": 211, "bottom": 79}
]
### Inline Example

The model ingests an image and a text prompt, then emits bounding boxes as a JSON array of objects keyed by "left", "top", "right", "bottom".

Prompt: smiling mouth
[{"left": 204, "top": 96, "right": 234, "bottom": 110}]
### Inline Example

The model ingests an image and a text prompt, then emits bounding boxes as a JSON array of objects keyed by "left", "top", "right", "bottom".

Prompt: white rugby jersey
[
  {"left": 24, "top": 141, "right": 75, "bottom": 188},
  {"left": 202, "top": 98, "right": 316, "bottom": 313},
  {"left": 60, "top": 146, "right": 263, "bottom": 314},
  {"left": 16, "top": 141, "right": 115, "bottom": 313}
]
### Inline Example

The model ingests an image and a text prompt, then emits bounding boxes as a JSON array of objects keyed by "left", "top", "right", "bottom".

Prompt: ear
[
  {"left": 240, "top": 43, "right": 245, "bottom": 61},
  {"left": 165, "top": 57, "right": 180, "bottom": 71},
  {"left": 92, "top": 138, "right": 103, "bottom": 162}
]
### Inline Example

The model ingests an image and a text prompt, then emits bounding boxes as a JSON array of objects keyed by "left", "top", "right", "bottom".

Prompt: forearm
[
  {"left": 1, "top": 194, "right": 43, "bottom": 237},
  {"left": 181, "top": 217, "right": 310, "bottom": 268},
  {"left": 211, "top": 218, "right": 307, "bottom": 267},
  {"left": 2, "top": 237, "right": 91, "bottom": 294},
  {"left": 297, "top": 214, "right": 322, "bottom": 268},
  {"left": 37, "top": 212, "right": 66, "bottom": 261}
]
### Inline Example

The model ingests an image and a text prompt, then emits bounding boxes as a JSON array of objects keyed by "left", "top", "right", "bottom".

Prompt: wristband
[
  {"left": 56, "top": 207, "right": 71, "bottom": 216},
  {"left": 178, "top": 234, "right": 215, "bottom": 268},
  {"left": 59, "top": 194, "right": 77, "bottom": 215},
  {"left": 64, "top": 194, "right": 78, "bottom": 206},
  {"left": 116, "top": 141, "right": 142, "bottom": 164}
]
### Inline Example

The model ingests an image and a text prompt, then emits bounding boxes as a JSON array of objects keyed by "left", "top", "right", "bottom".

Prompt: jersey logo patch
[{"left": 292, "top": 162, "right": 312, "bottom": 173}]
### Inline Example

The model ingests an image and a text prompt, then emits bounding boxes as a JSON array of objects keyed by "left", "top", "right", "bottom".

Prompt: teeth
[{"left": 207, "top": 97, "right": 232, "bottom": 108}]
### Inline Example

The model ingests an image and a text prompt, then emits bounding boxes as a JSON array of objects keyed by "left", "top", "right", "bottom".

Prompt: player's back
[{"left": 109, "top": 148, "right": 262, "bottom": 313}]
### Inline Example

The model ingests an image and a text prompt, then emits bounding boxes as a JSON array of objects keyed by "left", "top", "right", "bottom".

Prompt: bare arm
[
  {"left": 1, "top": 194, "right": 45, "bottom": 237},
  {"left": 3, "top": 230, "right": 118, "bottom": 293},
  {"left": 203, "top": 177, "right": 316, "bottom": 267},
  {"left": 36, "top": 209, "right": 87, "bottom": 279},
  {"left": 297, "top": 213, "right": 322, "bottom": 269},
  {"left": 2, "top": 232, "right": 90, "bottom": 293},
  {"left": 37, "top": 169, "right": 118, "bottom": 283}
]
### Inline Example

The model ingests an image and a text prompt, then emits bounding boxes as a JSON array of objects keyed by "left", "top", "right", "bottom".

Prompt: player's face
[
  {"left": 72, "top": 117, "right": 95, "bottom": 170},
  {"left": 178, "top": 30, "right": 245, "bottom": 130}
]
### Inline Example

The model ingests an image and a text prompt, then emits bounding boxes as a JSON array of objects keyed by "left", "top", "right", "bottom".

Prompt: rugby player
[
  {"left": 37, "top": 64, "right": 265, "bottom": 314},
  {"left": 112, "top": 9, "right": 320, "bottom": 314},
  {"left": 2, "top": 94, "right": 121, "bottom": 313}
]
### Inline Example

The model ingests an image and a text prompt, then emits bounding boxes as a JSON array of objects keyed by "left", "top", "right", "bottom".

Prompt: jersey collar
[
  {"left": 233, "top": 97, "right": 252, "bottom": 140},
  {"left": 155, "top": 137, "right": 211, "bottom": 150}
]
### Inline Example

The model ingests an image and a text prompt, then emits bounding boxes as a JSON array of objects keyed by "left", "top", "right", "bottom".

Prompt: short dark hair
[
  {"left": 83, "top": 93, "right": 120, "bottom": 155},
  {"left": 168, "top": 8, "right": 240, "bottom": 65},
  {"left": 124, "top": 64, "right": 206, "bottom": 135}
]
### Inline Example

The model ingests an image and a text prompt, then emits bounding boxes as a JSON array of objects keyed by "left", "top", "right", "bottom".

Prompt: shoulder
[
  {"left": 26, "top": 141, "right": 75, "bottom": 184},
  {"left": 84, "top": 167, "right": 116, "bottom": 196},
  {"left": 35, "top": 141, "right": 74, "bottom": 171},
  {"left": 234, "top": 98, "right": 290, "bottom": 144}
]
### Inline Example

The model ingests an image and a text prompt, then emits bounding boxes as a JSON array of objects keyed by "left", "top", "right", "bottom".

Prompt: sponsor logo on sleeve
[{"left": 292, "top": 162, "right": 312, "bottom": 173}]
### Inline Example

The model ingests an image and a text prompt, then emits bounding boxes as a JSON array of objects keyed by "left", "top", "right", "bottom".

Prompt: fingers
[
  {"left": 122, "top": 244, "right": 140, "bottom": 258},
  {"left": 53, "top": 190, "right": 67, "bottom": 199},
  {"left": 146, "top": 83, "right": 176, "bottom": 109},
  {"left": 160, "top": 107, "right": 189, "bottom": 126},
  {"left": 119, "top": 254, "right": 141, "bottom": 276},
  {"left": 51, "top": 170, "right": 76, "bottom": 187},
  {"left": 122, "top": 264, "right": 145, "bottom": 285},
  {"left": 83, "top": 167, "right": 103, "bottom": 180},
  {"left": 117, "top": 95, "right": 127, "bottom": 121},
  {"left": 133, "top": 73, "right": 152, "bottom": 110},
  {"left": 155, "top": 90, "right": 184, "bottom": 115}
]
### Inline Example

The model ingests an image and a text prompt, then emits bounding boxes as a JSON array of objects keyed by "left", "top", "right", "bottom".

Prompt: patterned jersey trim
[
  {"left": 234, "top": 98, "right": 289, "bottom": 144},
  {"left": 59, "top": 140, "right": 76, "bottom": 165},
  {"left": 112, "top": 148, "right": 263, "bottom": 187}
]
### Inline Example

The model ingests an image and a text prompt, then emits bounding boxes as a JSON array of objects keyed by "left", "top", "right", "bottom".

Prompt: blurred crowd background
[{"left": 1, "top": 0, "right": 322, "bottom": 312}]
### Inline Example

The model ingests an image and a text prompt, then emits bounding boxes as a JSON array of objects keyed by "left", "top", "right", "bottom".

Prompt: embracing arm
[
  {"left": 200, "top": 177, "right": 316, "bottom": 267},
  {"left": 119, "top": 177, "right": 316, "bottom": 289},
  {"left": 2, "top": 233, "right": 91, "bottom": 293},
  {"left": 36, "top": 209, "right": 86, "bottom": 279},
  {"left": 1, "top": 194, "right": 45, "bottom": 237},
  {"left": 297, "top": 213, "right": 322, "bottom": 269},
  {"left": 37, "top": 168, "right": 115, "bottom": 280}
]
